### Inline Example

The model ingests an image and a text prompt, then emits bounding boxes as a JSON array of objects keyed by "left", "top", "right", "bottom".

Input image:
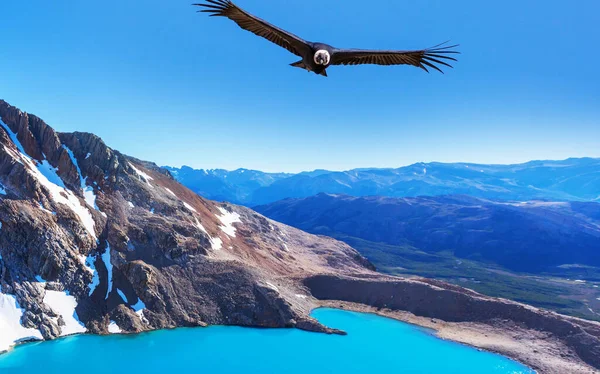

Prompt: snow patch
[
  {"left": 295, "top": 294, "right": 308, "bottom": 299},
  {"left": 192, "top": 214, "right": 223, "bottom": 252},
  {"left": 102, "top": 242, "right": 113, "bottom": 299},
  {"left": 85, "top": 153, "right": 91, "bottom": 160},
  {"left": 574, "top": 280, "right": 586, "bottom": 283},
  {"left": 127, "top": 201, "right": 134, "bottom": 208},
  {"left": 108, "top": 321, "right": 122, "bottom": 334},
  {"left": 117, "top": 289, "right": 127, "bottom": 302},
  {"left": 210, "top": 237, "right": 223, "bottom": 251},
  {"left": 129, "top": 162, "right": 153, "bottom": 187},
  {"left": 77, "top": 255, "right": 89, "bottom": 271},
  {"left": 37, "top": 159, "right": 65, "bottom": 187},
  {"left": 183, "top": 202, "right": 196, "bottom": 212},
  {"left": 165, "top": 188, "right": 176, "bottom": 197},
  {"left": 43, "top": 290, "right": 86, "bottom": 336},
  {"left": 0, "top": 120, "right": 97, "bottom": 239},
  {"left": 194, "top": 217, "right": 207, "bottom": 234},
  {"left": 0, "top": 183, "right": 6, "bottom": 195},
  {"left": 63, "top": 146, "right": 101, "bottom": 213},
  {"left": 279, "top": 236, "right": 288, "bottom": 251},
  {"left": 265, "top": 282, "right": 279, "bottom": 291},
  {"left": 0, "top": 285, "right": 43, "bottom": 353},
  {"left": 131, "top": 297, "right": 146, "bottom": 312},
  {"left": 216, "top": 207, "right": 241, "bottom": 237},
  {"left": 86, "top": 253, "right": 100, "bottom": 297},
  {"left": 38, "top": 202, "right": 55, "bottom": 215},
  {"left": 131, "top": 297, "right": 149, "bottom": 324}
]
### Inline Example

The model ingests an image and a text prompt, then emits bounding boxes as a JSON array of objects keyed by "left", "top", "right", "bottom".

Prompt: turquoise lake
[{"left": 0, "top": 308, "right": 533, "bottom": 373}]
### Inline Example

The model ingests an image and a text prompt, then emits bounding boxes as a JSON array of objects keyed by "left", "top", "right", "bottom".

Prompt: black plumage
[{"left": 194, "top": 0, "right": 459, "bottom": 77}]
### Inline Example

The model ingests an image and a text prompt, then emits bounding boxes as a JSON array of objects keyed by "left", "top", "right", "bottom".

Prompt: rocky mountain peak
[{"left": 0, "top": 99, "right": 374, "bottom": 352}]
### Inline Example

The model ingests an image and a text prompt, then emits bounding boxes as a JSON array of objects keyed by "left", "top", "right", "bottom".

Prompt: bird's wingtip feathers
[
  {"left": 420, "top": 41, "right": 460, "bottom": 73},
  {"left": 193, "top": 0, "right": 234, "bottom": 16}
]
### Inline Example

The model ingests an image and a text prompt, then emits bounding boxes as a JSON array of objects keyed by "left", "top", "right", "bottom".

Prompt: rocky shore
[{"left": 303, "top": 274, "right": 600, "bottom": 374}]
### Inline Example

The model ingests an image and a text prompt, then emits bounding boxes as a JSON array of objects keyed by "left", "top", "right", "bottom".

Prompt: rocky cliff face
[{"left": 0, "top": 99, "right": 373, "bottom": 352}]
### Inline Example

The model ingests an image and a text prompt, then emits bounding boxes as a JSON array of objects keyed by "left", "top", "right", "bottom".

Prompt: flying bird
[{"left": 194, "top": 0, "right": 459, "bottom": 77}]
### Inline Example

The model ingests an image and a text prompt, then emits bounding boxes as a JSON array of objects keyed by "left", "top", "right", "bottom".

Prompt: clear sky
[{"left": 1, "top": 0, "right": 599, "bottom": 172}]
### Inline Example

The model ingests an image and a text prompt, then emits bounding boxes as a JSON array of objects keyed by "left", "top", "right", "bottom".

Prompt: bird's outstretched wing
[
  {"left": 194, "top": 0, "right": 312, "bottom": 58},
  {"left": 330, "top": 42, "right": 459, "bottom": 73}
]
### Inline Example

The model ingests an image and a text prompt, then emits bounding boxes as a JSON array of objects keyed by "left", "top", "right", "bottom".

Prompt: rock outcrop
[{"left": 0, "top": 99, "right": 372, "bottom": 351}]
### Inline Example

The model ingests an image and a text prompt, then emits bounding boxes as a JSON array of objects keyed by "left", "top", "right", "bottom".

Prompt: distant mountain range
[
  {"left": 163, "top": 166, "right": 292, "bottom": 206},
  {"left": 254, "top": 193, "right": 600, "bottom": 273},
  {"left": 165, "top": 158, "right": 600, "bottom": 206}
]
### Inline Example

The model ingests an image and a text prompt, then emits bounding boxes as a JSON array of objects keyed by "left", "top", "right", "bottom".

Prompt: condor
[{"left": 194, "top": 0, "right": 459, "bottom": 77}]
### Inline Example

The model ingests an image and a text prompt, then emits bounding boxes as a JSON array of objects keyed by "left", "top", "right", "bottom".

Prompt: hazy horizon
[{"left": 165, "top": 156, "right": 599, "bottom": 174}]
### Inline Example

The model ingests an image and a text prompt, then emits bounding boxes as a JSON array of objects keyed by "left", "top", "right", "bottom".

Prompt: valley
[
  {"left": 340, "top": 234, "right": 600, "bottom": 321},
  {"left": 254, "top": 194, "right": 600, "bottom": 320}
]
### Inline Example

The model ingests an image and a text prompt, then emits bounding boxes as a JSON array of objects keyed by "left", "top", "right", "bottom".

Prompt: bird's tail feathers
[{"left": 290, "top": 60, "right": 308, "bottom": 70}]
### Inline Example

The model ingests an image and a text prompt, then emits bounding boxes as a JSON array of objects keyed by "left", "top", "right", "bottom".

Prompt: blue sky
[{"left": 1, "top": 0, "right": 599, "bottom": 172}]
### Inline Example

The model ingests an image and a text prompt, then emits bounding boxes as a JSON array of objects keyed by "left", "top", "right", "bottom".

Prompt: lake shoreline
[
  {"left": 1, "top": 307, "right": 533, "bottom": 374},
  {"left": 2, "top": 288, "right": 597, "bottom": 374},
  {"left": 316, "top": 300, "right": 598, "bottom": 374}
]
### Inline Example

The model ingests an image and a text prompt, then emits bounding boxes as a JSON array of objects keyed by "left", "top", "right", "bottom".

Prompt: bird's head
[{"left": 314, "top": 50, "right": 331, "bottom": 66}]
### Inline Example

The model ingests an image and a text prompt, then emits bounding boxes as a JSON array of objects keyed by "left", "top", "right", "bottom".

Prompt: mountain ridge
[
  {"left": 166, "top": 157, "right": 600, "bottom": 206},
  {"left": 255, "top": 193, "right": 600, "bottom": 272}
]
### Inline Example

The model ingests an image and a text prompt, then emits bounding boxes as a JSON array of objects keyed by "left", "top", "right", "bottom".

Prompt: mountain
[
  {"left": 1, "top": 100, "right": 599, "bottom": 373},
  {"left": 163, "top": 166, "right": 291, "bottom": 205},
  {"left": 0, "top": 100, "right": 375, "bottom": 352},
  {"left": 255, "top": 194, "right": 600, "bottom": 319},
  {"left": 255, "top": 194, "right": 600, "bottom": 272},
  {"left": 167, "top": 159, "right": 600, "bottom": 206}
]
